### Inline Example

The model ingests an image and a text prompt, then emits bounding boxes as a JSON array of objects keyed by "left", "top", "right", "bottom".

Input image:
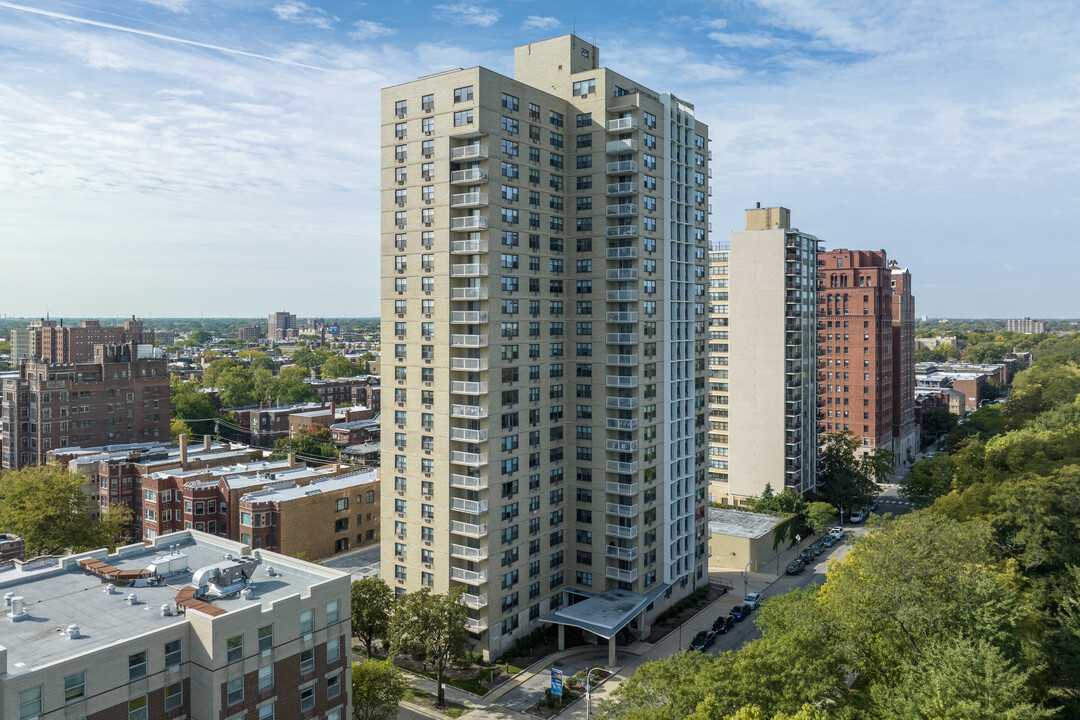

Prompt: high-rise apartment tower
[
  {"left": 707, "top": 206, "right": 820, "bottom": 505},
  {"left": 380, "top": 35, "right": 711, "bottom": 659}
]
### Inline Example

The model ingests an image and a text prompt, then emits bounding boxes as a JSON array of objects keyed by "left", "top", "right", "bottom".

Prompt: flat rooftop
[
  {"left": 239, "top": 469, "right": 377, "bottom": 503},
  {"left": 0, "top": 531, "right": 344, "bottom": 675},
  {"left": 708, "top": 507, "right": 783, "bottom": 539}
]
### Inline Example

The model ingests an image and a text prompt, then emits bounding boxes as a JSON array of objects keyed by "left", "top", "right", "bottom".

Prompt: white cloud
[
  {"left": 523, "top": 16, "right": 561, "bottom": 30},
  {"left": 708, "top": 31, "right": 793, "bottom": 50},
  {"left": 68, "top": 90, "right": 87, "bottom": 100},
  {"left": 434, "top": 3, "right": 501, "bottom": 28},
  {"left": 703, "top": 18, "right": 728, "bottom": 30},
  {"left": 65, "top": 37, "right": 128, "bottom": 69},
  {"left": 350, "top": 20, "right": 396, "bottom": 40},
  {"left": 134, "top": 0, "right": 191, "bottom": 12},
  {"left": 271, "top": 2, "right": 335, "bottom": 29}
]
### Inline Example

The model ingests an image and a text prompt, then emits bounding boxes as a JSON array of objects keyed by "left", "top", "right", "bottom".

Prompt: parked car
[
  {"left": 742, "top": 593, "right": 764, "bottom": 610},
  {"left": 868, "top": 500, "right": 879, "bottom": 513},
  {"left": 811, "top": 541, "right": 825, "bottom": 556},
  {"left": 713, "top": 614, "right": 736, "bottom": 633},
  {"left": 730, "top": 604, "right": 753, "bottom": 621},
  {"left": 786, "top": 559, "right": 805, "bottom": 575},
  {"left": 850, "top": 509, "right": 866, "bottom": 523},
  {"left": 799, "top": 548, "right": 814, "bottom": 563},
  {"left": 822, "top": 535, "right": 836, "bottom": 548},
  {"left": 689, "top": 630, "right": 716, "bottom": 651},
  {"left": 828, "top": 526, "right": 844, "bottom": 539}
]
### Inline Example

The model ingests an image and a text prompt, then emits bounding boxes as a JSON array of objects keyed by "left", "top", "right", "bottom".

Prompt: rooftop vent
[
  {"left": 127, "top": 593, "right": 139, "bottom": 606},
  {"left": 191, "top": 556, "right": 260, "bottom": 600},
  {"left": 65, "top": 623, "right": 81, "bottom": 639},
  {"left": 10, "top": 596, "right": 27, "bottom": 621}
]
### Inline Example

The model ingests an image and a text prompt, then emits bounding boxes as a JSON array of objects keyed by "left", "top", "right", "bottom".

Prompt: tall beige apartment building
[
  {"left": 708, "top": 206, "right": 820, "bottom": 505},
  {"left": 381, "top": 35, "right": 712, "bottom": 659}
]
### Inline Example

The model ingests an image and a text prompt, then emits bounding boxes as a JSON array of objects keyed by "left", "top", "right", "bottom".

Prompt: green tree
[
  {"left": 901, "top": 453, "right": 956, "bottom": 508},
  {"left": 352, "top": 577, "right": 394, "bottom": 657},
  {"left": 806, "top": 503, "right": 837, "bottom": 534},
  {"left": 290, "top": 348, "right": 329, "bottom": 372},
  {"left": 276, "top": 365, "right": 320, "bottom": 403},
  {"left": 170, "top": 378, "right": 219, "bottom": 435},
  {"left": 170, "top": 418, "right": 194, "bottom": 443},
  {"left": 352, "top": 659, "right": 408, "bottom": 720},
  {"left": 816, "top": 433, "right": 890, "bottom": 510},
  {"left": 870, "top": 638, "right": 1057, "bottom": 720},
  {"left": 0, "top": 466, "right": 132, "bottom": 556},
  {"left": 390, "top": 588, "right": 469, "bottom": 706},
  {"left": 249, "top": 355, "right": 276, "bottom": 373},
  {"left": 190, "top": 329, "right": 212, "bottom": 344},
  {"left": 273, "top": 426, "right": 338, "bottom": 462},
  {"left": 920, "top": 406, "right": 957, "bottom": 449},
  {"left": 322, "top": 354, "right": 362, "bottom": 379}
]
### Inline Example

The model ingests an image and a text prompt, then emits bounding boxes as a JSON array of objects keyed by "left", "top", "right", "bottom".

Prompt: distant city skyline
[{"left": 1, "top": 0, "right": 1077, "bottom": 317}]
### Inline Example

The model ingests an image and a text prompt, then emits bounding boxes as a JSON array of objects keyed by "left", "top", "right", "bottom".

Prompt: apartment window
[
  {"left": 501, "top": 161, "right": 519, "bottom": 179},
  {"left": 326, "top": 634, "right": 341, "bottom": 663},
  {"left": 501, "top": 92, "right": 519, "bottom": 111},
  {"left": 299, "top": 685, "right": 316, "bottom": 712},
  {"left": 19, "top": 686, "right": 42, "bottom": 720},
  {"left": 394, "top": 99, "right": 407, "bottom": 115},
  {"left": 254, "top": 624, "right": 273, "bottom": 653},
  {"left": 572, "top": 78, "right": 595, "bottom": 97},
  {"left": 258, "top": 664, "right": 275, "bottom": 693},
  {"left": 453, "top": 109, "right": 473, "bottom": 126},
  {"left": 165, "top": 637, "right": 182, "bottom": 667},
  {"left": 300, "top": 647, "right": 315, "bottom": 675},
  {"left": 327, "top": 600, "right": 340, "bottom": 625},
  {"left": 227, "top": 634, "right": 244, "bottom": 663},
  {"left": 501, "top": 115, "right": 519, "bottom": 134},
  {"left": 227, "top": 677, "right": 244, "bottom": 705},
  {"left": 300, "top": 609, "right": 315, "bottom": 635},
  {"left": 128, "top": 696, "right": 148, "bottom": 720},
  {"left": 163, "top": 682, "right": 183, "bottom": 712},
  {"left": 64, "top": 670, "right": 86, "bottom": 704},
  {"left": 454, "top": 85, "right": 473, "bottom": 102},
  {"left": 129, "top": 650, "right": 148, "bottom": 680},
  {"left": 576, "top": 112, "right": 592, "bottom": 127},
  {"left": 327, "top": 671, "right": 342, "bottom": 699},
  {"left": 501, "top": 138, "right": 519, "bottom": 156}
]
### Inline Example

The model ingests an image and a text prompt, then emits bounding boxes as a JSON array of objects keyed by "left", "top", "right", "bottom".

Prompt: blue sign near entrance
[{"left": 550, "top": 668, "right": 563, "bottom": 697}]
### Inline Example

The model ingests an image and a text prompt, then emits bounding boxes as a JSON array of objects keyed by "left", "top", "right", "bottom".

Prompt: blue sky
[{"left": 0, "top": 0, "right": 1077, "bottom": 318}]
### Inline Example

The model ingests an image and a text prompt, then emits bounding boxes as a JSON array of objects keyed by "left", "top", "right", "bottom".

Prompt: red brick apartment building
[
  {"left": 1, "top": 344, "right": 169, "bottom": 469},
  {"left": 817, "top": 250, "right": 895, "bottom": 453},
  {"left": 37, "top": 318, "right": 155, "bottom": 363}
]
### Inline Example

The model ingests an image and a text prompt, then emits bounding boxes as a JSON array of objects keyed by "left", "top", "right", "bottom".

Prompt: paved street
[{"left": 872, "top": 485, "right": 914, "bottom": 517}]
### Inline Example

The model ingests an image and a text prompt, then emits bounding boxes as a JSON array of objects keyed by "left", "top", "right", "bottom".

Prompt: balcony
[
  {"left": 450, "top": 216, "right": 488, "bottom": 231},
  {"left": 606, "top": 353, "right": 638, "bottom": 366},
  {"left": 606, "top": 545, "right": 639, "bottom": 560},
  {"left": 451, "top": 381, "right": 489, "bottom": 395},
  {"left": 451, "top": 520, "right": 489, "bottom": 538},
  {"left": 606, "top": 417, "right": 639, "bottom": 431},
  {"left": 450, "top": 192, "right": 489, "bottom": 208},
  {"left": 606, "top": 333, "right": 638, "bottom": 344},
  {"left": 606, "top": 460, "right": 639, "bottom": 475},
  {"left": 450, "top": 145, "right": 488, "bottom": 160},
  {"left": 606, "top": 311, "right": 637, "bottom": 322},
  {"left": 605, "top": 375, "right": 639, "bottom": 388},
  {"left": 606, "top": 182, "right": 638, "bottom": 195},
  {"left": 606, "top": 397, "right": 638, "bottom": 410},
  {"left": 606, "top": 160, "right": 638, "bottom": 174},
  {"left": 451, "top": 239, "right": 488, "bottom": 254},
  {"left": 606, "top": 139, "right": 639, "bottom": 153},
  {"left": 451, "top": 497, "right": 489, "bottom": 514},
  {"left": 451, "top": 427, "right": 488, "bottom": 442},
  {"left": 605, "top": 566, "right": 639, "bottom": 582},
  {"left": 606, "top": 225, "right": 638, "bottom": 238},
  {"left": 461, "top": 592, "right": 489, "bottom": 609},
  {"left": 450, "top": 263, "right": 488, "bottom": 277},
  {"left": 450, "top": 474, "right": 489, "bottom": 490},
  {"left": 451, "top": 544, "right": 489, "bottom": 561},
  {"left": 606, "top": 290, "right": 638, "bottom": 302},
  {"left": 450, "top": 404, "right": 489, "bottom": 419},
  {"left": 451, "top": 357, "right": 489, "bottom": 371},
  {"left": 451, "top": 567, "right": 487, "bottom": 585},
  {"left": 605, "top": 439, "right": 638, "bottom": 452},
  {"left": 606, "top": 246, "right": 638, "bottom": 259},
  {"left": 606, "top": 268, "right": 638, "bottom": 281},
  {"left": 606, "top": 203, "right": 638, "bottom": 217},
  {"left": 450, "top": 334, "right": 488, "bottom": 347},
  {"left": 606, "top": 481, "right": 639, "bottom": 495},
  {"left": 606, "top": 524, "right": 639, "bottom": 539},
  {"left": 451, "top": 311, "right": 488, "bottom": 325},
  {"left": 450, "top": 168, "right": 488, "bottom": 184},
  {"left": 465, "top": 617, "right": 489, "bottom": 633},
  {"left": 606, "top": 117, "right": 638, "bottom": 132},
  {"left": 451, "top": 287, "right": 488, "bottom": 301},
  {"left": 451, "top": 450, "right": 488, "bottom": 467}
]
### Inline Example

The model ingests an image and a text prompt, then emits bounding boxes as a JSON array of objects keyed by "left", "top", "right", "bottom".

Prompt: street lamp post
[
  {"left": 743, "top": 561, "right": 754, "bottom": 597},
  {"left": 586, "top": 667, "right": 613, "bottom": 720},
  {"left": 795, "top": 534, "right": 802, "bottom": 556}
]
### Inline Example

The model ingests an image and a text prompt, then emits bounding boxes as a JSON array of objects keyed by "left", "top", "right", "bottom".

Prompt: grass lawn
[
  {"left": 409, "top": 664, "right": 524, "bottom": 696},
  {"left": 402, "top": 688, "right": 467, "bottom": 717}
]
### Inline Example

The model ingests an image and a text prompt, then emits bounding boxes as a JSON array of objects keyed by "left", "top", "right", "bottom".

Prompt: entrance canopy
[{"left": 539, "top": 584, "right": 669, "bottom": 639}]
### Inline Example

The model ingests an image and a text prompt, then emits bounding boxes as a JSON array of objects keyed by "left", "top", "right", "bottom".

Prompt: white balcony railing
[
  {"left": 606, "top": 268, "right": 638, "bottom": 281},
  {"left": 606, "top": 290, "right": 638, "bottom": 302},
  {"left": 451, "top": 497, "right": 489, "bottom": 514},
  {"left": 451, "top": 567, "right": 487, "bottom": 584},
  {"left": 606, "top": 139, "right": 639, "bottom": 153},
  {"left": 605, "top": 439, "right": 638, "bottom": 452},
  {"left": 451, "top": 520, "right": 489, "bottom": 537},
  {"left": 606, "top": 117, "right": 639, "bottom": 132},
  {"left": 451, "top": 357, "right": 489, "bottom": 371},
  {"left": 452, "top": 544, "right": 489, "bottom": 561},
  {"left": 450, "top": 474, "right": 489, "bottom": 490},
  {"left": 450, "top": 216, "right": 488, "bottom": 231},
  {"left": 606, "top": 460, "right": 639, "bottom": 474},
  {"left": 465, "top": 617, "right": 489, "bottom": 633},
  {"left": 605, "top": 204, "right": 638, "bottom": 217},
  {"left": 451, "top": 427, "right": 488, "bottom": 442},
  {"left": 606, "top": 182, "right": 638, "bottom": 195},
  {"left": 450, "top": 192, "right": 489, "bottom": 207},
  {"left": 606, "top": 502, "right": 639, "bottom": 517},
  {"left": 450, "top": 334, "right": 488, "bottom": 347},
  {"left": 606, "top": 397, "right": 639, "bottom": 410},
  {"left": 606, "top": 417, "right": 639, "bottom": 431},
  {"left": 450, "top": 287, "right": 488, "bottom": 300},
  {"left": 605, "top": 246, "right": 638, "bottom": 259},
  {"left": 450, "top": 168, "right": 488, "bottom": 184},
  {"left": 450, "top": 311, "right": 488, "bottom": 324},
  {"left": 450, "top": 404, "right": 488, "bottom": 418},
  {"left": 605, "top": 566, "right": 639, "bottom": 582},
  {"left": 606, "top": 545, "right": 638, "bottom": 560},
  {"left": 451, "top": 381, "right": 489, "bottom": 395},
  {"left": 451, "top": 450, "right": 488, "bottom": 466},
  {"left": 606, "top": 160, "right": 638, "bottom": 174},
  {"left": 606, "top": 312, "right": 637, "bottom": 322},
  {"left": 606, "top": 354, "right": 638, "bottom": 366},
  {"left": 606, "top": 225, "right": 638, "bottom": 238},
  {"left": 606, "top": 333, "right": 638, "bottom": 344},
  {"left": 450, "top": 145, "right": 488, "bottom": 160},
  {"left": 605, "top": 375, "right": 639, "bottom": 388},
  {"left": 450, "top": 263, "right": 488, "bottom": 277},
  {"left": 451, "top": 239, "right": 488, "bottom": 253},
  {"left": 606, "top": 481, "right": 639, "bottom": 495},
  {"left": 606, "top": 524, "right": 639, "bottom": 539},
  {"left": 461, "top": 592, "right": 489, "bottom": 609}
]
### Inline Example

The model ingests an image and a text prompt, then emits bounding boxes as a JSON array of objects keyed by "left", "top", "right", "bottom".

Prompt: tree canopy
[
  {"left": 352, "top": 577, "right": 394, "bottom": 657},
  {"left": 390, "top": 587, "right": 469, "bottom": 706}
]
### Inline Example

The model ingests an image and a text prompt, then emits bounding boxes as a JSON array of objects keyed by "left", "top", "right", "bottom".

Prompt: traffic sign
[{"left": 550, "top": 668, "right": 563, "bottom": 697}]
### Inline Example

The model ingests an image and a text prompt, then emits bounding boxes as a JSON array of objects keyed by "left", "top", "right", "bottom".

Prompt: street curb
[{"left": 400, "top": 699, "right": 450, "bottom": 719}]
